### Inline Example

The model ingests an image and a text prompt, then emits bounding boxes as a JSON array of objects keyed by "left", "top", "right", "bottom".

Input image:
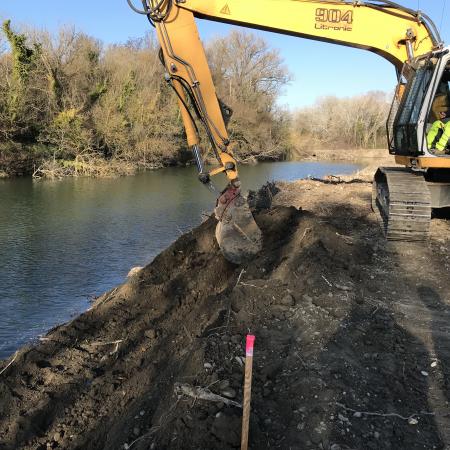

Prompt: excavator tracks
[{"left": 372, "top": 167, "right": 431, "bottom": 241}]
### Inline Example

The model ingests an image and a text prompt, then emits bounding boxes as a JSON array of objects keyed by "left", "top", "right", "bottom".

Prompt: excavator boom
[{"left": 182, "top": 0, "right": 440, "bottom": 69}]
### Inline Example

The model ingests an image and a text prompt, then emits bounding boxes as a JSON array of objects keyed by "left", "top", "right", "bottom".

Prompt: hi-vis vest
[
  {"left": 436, "top": 121, "right": 450, "bottom": 151},
  {"left": 427, "top": 120, "right": 446, "bottom": 148}
]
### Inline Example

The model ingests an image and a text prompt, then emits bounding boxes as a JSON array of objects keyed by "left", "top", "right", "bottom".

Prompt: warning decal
[{"left": 220, "top": 4, "right": 231, "bottom": 15}]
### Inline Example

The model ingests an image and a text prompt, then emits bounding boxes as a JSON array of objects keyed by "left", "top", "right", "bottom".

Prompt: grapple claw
[{"left": 214, "top": 186, "right": 262, "bottom": 264}]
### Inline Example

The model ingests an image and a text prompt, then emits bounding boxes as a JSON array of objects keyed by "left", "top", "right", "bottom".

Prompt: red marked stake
[{"left": 241, "top": 334, "right": 255, "bottom": 450}]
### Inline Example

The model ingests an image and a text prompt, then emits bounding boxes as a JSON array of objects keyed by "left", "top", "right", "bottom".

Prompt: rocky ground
[{"left": 1, "top": 176, "right": 449, "bottom": 450}]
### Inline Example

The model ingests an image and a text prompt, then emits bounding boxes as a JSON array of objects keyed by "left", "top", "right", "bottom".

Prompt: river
[{"left": 0, "top": 161, "right": 361, "bottom": 359}]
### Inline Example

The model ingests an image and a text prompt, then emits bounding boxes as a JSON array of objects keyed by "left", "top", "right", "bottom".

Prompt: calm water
[{"left": 0, "top": 161, "right": 360, "bottom": 359}]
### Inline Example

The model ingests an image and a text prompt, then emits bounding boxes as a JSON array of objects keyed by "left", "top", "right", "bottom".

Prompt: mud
[{"left": 1, "top": 178, "right": 450, "bottom": 450}]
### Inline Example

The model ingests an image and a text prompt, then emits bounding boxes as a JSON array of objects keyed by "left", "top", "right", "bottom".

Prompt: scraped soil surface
[{"left": 1, "top": 178, "right": 450, "bottom": 450}]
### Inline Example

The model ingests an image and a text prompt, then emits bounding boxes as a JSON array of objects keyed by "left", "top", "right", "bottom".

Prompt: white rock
[
  {"left": 234, "top": 356, "right": 244, "bottom": 367},
  {"left": 431, "top": 361, "right": 437, "bottom": 368},
  {"left": 127, "top": 266, "right": 143, "bottom": 278},
  {"left": 421, "top": 371, "right": 429, "bottom": 377},
  {"left": 204, "top": 362, "right": 213, "bottom": 369},
  {"left": 221, "top": 387, "right": 236, "bottom": 399},
  {"left": 408, "top": 417, "right": 419, "bottom": 425}
]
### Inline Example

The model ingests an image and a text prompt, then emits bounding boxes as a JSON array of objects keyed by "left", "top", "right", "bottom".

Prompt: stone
[
  {"left": 208, "top": 405, "right": 218, "bottom": 415},
  {"left": 263, "top": 386, "right": 272, "bottom": 397},
  {"left": 231, "top": 334, "right": 242, "bottom": 344},
  {"left": 144, "top": 329, "right": 156, "bottom": 339},
  {"left": 127, "top": 266, "right": 143, "bottom": 278},
  {"left": 208, "top": 372, "right": 219, "bottom": 386},
  {"left": 221, "top": 387, "right": 236, "bottom": 399},
  {"left": 218, "top": 379, "right": 230, "bottom": 390},
  {"left": 234, "top": 356, "right": 244, "bottom": 367},
  {"left": 261, "top": 362, "right": 282, "bottom": 381},
  {"left": 231, "top": 289, "right": 247, "bottom": 312},
  {"left": 272, "top": 305, "right": 289, "bottom": 319},
  {"left": 310, "top": 428, "right": 323, "bottom": 444},
  {"left": 280, "top": 293, "right": 295, "bottom": 306}
]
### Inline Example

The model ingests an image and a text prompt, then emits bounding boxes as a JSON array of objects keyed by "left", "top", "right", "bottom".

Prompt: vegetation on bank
[
  {"left": 292, "top": 91, "right": 391, "bottom": 157},
  {"left": 0, "top": 22, "right": 292, "bottom": 178},
  {"left": 0, "top": 21, "right": 391, "bottom": 178}
]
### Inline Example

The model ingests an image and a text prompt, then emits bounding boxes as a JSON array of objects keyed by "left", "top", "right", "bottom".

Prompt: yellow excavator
[{"left": 127, "top": 0, "right": 449, "bottom": 262}]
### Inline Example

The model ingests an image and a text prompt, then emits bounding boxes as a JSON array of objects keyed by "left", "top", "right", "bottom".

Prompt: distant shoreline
[
  {"left": 0, "top": 147, "right": 389, "bottom": 180},
  {"left": 291, "top": 147, "right": 389, "bottom": 161}
]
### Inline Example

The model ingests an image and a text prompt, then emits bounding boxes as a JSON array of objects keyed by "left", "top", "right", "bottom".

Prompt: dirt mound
[{"left": 1, "top": 180, "right": 450, "bottom": 450}]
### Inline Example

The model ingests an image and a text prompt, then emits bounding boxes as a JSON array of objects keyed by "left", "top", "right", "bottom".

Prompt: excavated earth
[{"left": 1, "top": 178, "right": 450, "bottom": 450}]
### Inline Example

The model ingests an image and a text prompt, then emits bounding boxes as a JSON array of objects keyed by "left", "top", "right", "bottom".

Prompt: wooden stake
[{"left": 241, "top": 334, "right": 255, "bottom": 450}]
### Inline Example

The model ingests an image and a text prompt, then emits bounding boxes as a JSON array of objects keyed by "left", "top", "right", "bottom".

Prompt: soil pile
[{"left": 1, "top": 179, "right": 449, "bottom": 450}]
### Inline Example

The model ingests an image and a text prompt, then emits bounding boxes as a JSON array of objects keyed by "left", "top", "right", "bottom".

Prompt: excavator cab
[
  {"left": 373, "top": 48, "right": 450, "bottom": 241},
  {"left": 388, "top": 49, "right": 450, "bottom": 159}
]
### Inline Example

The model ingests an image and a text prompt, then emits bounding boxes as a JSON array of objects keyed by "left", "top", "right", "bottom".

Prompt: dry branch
[
  {"left": 0, "top": 352, "right": 18, "bottom": 376},
  {"left": 336, "top": 402, "right": 435, "bottom": 421},
  {"left": 174, "top": 382, "right": 242, "bottom": 408}
]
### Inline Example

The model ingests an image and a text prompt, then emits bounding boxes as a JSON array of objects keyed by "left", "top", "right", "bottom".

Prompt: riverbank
[
  {"left": 0, "top": 144, "right": 192, "bottom": 179},
  {"left": 292, "top": 147, "right": 395, "bottom": 183},
  {"left": 291, "top": 147, "right": 389, "bottom": 162},
  {"left": 1, "top": 169, "right": 449, "bottom": 449},
  {"left": 0, "top": 145, "right": 387, "bottom": 180},
  {"left": 0, "top": 149, "right": 286, "bottom": 180}
]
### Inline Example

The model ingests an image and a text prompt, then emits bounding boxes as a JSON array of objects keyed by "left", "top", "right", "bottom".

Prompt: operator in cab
[{"left": 427, "top": 110, "right": 450, "bottom": 154}]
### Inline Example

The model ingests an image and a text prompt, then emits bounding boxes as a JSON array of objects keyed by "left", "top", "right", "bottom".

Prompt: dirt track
[{"left": 1, "top": 178, "right": 450, "bottom": 450}]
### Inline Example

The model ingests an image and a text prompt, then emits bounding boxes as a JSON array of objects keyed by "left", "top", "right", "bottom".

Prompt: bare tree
[
  {"left": 207, "top": 30, "right": 292, "bottom": 160},
  {"left": 293, "top": 91, "right": 391, "bottom": 151},
  {"left": 1, "top": 25, "right": 294, "bottom": 176}
]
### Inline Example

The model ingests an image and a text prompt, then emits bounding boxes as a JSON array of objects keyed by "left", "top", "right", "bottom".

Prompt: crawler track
[{"left": 372, "top": 167, "right": 431, "bottom": 241}]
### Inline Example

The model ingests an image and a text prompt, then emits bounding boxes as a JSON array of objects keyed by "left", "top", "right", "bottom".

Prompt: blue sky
[{"left": 1, "top": 1, "right": 448, "bottom": 109}]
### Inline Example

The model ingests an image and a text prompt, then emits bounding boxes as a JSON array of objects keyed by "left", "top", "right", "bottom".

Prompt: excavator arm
[{"left": 128, "top": 0, "right": 441, "bottom": 262}]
